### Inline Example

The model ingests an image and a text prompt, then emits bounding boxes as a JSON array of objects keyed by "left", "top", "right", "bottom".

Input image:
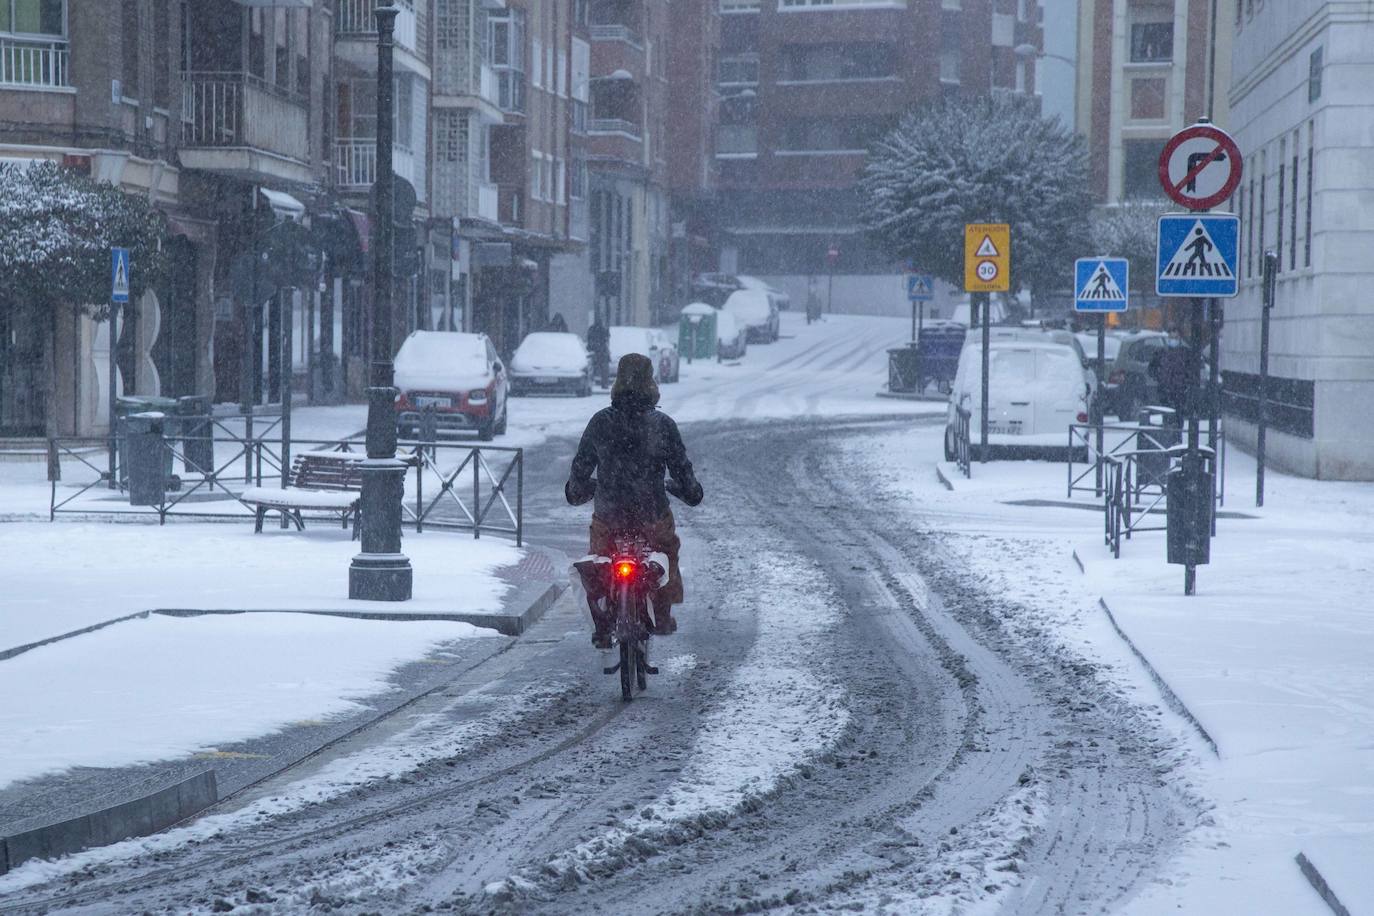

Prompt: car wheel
[
  {"left": 495, "top": 407, "right": 507, "bottom": 435},
  {"left": 943, "top": 428, "right": 955, "bottom": 462},
  {"left": 477, "top": 416, "right": 495, "bottom": 441}
]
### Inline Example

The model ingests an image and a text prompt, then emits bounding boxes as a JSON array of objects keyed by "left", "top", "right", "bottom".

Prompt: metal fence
[
  {"left": 1100, "top": 446, "right": 1220, "bottom": 560},
  {"left": 1068, "top": 420, "right": 1226, "bottom": 506},
  {"left": 1, "top": 37, "right": 69, "bottom": 88},
  {"left": 953, "top": 405, "right": 972, "bottom": 479},
  {"left": 47, "top": 421, "right": 523, "bottom": 544}
]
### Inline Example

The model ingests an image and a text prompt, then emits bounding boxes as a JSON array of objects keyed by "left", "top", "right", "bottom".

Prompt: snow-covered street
[{"left": 0, "top": 313, "right": 1370, "bottom": 914}]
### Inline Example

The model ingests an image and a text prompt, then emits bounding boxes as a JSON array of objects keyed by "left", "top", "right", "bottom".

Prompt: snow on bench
[{"left": 240, "top": 451, "right": 365, "bottom": 535}]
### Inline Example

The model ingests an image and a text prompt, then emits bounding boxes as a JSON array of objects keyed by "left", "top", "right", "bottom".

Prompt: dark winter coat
[
  {"left": 565, "top": 354, "right": 703, "bottom": 529},
  {"left": 1148, "top": 344, "right": 1199, "bottom": 414}
]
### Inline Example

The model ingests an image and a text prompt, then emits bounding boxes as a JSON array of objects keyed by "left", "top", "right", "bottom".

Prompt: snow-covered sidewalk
[{"left": 849, "top": 427, "right": 1374, "bottom": 915}]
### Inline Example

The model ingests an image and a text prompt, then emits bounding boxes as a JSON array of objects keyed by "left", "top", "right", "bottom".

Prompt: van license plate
[
  {"left": 535, "top": 377, "right": 558, "bottom": 384},
  {"left": 988, "top": 425, "right": 1020, "bottom": 435},
  {"left": 416, "top": 396, "right": 451, "bottom": 408}
]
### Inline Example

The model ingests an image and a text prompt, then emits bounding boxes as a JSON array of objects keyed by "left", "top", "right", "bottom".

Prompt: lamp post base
[{"left": 349, "top": 553, "right": 413, "bottom": 601}]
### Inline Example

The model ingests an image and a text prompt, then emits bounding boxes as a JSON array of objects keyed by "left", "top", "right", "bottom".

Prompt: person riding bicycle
[{"left": 566, "top": 352, "right": 703, "bottom": 648}]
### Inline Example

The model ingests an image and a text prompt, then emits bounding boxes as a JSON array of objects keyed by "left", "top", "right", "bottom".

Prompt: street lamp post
[{"left": 349, "top": 5, "right": 413, "bottom": 602}]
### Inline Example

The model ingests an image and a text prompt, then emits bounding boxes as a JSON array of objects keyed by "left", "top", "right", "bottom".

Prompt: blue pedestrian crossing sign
[
  {"left": 1156, "top": 213, "right": 1239, "bottom": 298},
  {"left": 111, "top": 248, "right": 131, "bottom": 303},
  {"left": 1074, "top": 258, "right": 1129, "bottom": 312},
  {"left": 906, "top": 273, "right": 934, "bottom": 302}
]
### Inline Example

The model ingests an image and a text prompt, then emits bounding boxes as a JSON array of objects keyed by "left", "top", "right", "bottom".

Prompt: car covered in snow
[
  {"left": 714, "top": 306, "right": 748, "bottom": 360},
  {"left": 944, "top": 338, "right": 1091, "bottom": 459},
  {"left": 723, "top": 288, "right": 780, "bottom": 343},
  {"left": 610, "top": 326, "right": 680, "bottom": 383},
  {"left": 394, "top": 331, "right": 509, "bottom": 441},
  {"left": 737, "top": 275, "right": 791, "bottom": 311},
  {"left": 509, "top": 332, "right": 592, "bottom": 397}
]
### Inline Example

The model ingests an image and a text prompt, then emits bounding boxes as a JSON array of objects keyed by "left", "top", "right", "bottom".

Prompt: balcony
[
  {"left": 333, "top": 138, "right": 418, "bottom": 194},
  {"left": 589, "top": 117, "right": 641, "bottom": 139},
  {"left": 589, "top": 24, "right": 642, "bottom": 48},
  {"left": 180, "top": 72, "right": 312, "bottom": 184},
  {"left": 497, "top": 69, "right": 526, "bottom": 115},
  {"left": 336, "top": 0, "right": 419, "bottom": 57},
  {"left": 0, "top": 37, "right": 69, "bottom": 89}
]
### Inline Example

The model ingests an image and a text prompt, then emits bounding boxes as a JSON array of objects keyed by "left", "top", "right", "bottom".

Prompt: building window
[
  {"left": 1129, "top": 21, "right": 1172, "bottom": 63},
  {"left": 1236, "top": 185, "right": 1245, "bottom": 279},
  {"left": 1122, "top": 139, "right": 1165, "bottom": 198},
  {"left": 1290, "top": 133, "right": 1299, "bottom": 270},
  {"left": 780, "top": 116, "right": 889, "bottom": 152},
  {"left": 779, "top": 42, "right": 896, "bottom": 82},
  {"left": 570, "top": 156, "right": 586, "bottom": 199},
  {"left": 719, "top": 54, "right": 759, "bottom": 86},
  {"left": 121, "top": 0, "right": 139, "bottom": 97},
  {"left": 1257, "top": 152, "right": 1267, "bottom": 267},
  {"left": 1276, "top": 145, "right": 1285, "bottom": 275},
  {"left": 939, "top": 48, "right": 960, "bottom": 83},
  {"left": 1308, "top": 47, "right": 1322, "bottom": 102},
  {"left": 2, "top": 0, "right": 64, "bottom": 36},
  {"left": 1305, "top": 122, "right": 1314, "bottom": 267},
  {"left": 1246, "top": 178, "right": 1255, "bottom": 278}
]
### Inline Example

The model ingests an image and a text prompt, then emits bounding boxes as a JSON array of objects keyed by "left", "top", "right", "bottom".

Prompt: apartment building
[
  {"left": 713, "top": 0, "right": 1043, "bottom": 313},
  {"left": 1075, "top": 0, "right": 1235, "bottom": 202},
  {"left": 0, "top": 0, "right": 339, "bottom": 437},
  {"left": 1221, "top": 1, "right": 1374, "bottom": 479},
  {"left": 666, "top": 0, "right": 722, "bottom": 306}
]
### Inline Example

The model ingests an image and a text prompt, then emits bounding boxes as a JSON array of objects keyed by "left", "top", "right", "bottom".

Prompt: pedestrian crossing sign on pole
[
  {"left": 906, "top": 273, "right": 934, "bottom": 302},
  {"left": 1156, "top": 213, "right": 1239, "bottom": 297},
  {"left": 111, "top": 248, "right": 130, "bottom": 303},
  {"left": 1074, "top": 258, "right": 1130, "bottom": 312}
]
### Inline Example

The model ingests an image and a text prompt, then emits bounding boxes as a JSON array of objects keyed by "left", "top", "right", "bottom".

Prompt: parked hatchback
[
  {"left": 509, "top": 332, "right": 592, "bottom": 397},
  {"left": 394, "top": 331, "right": 509, "bottom": 441},
  {"left": 1104, "top": 331, "right": 1172, "bottom": 420},
  {"left": 944, "top": 339, "right": 1092, "bottom": 459},
  {"left": 723, "top": 288, "right": 780, "bottom": 343},
  {"left": 610, "top": 326, "right": 681, "bottom": 383}
]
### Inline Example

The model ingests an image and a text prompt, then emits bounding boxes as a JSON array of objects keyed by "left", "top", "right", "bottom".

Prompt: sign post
[
  {"left": 1156, "top": 120, "right": 1242, "bottom": 596},
  {"left": 108, "top": 248, "right": 130, "bottom": 489},
  {"left": 1257, "top": 250, "right": 1277, "bottom": 508},
  {"left": 906, "top": 272, "right": 933, "bottom": 343},
  {"left": 965, "top": 224, "right": 1010, "bottom": 462},
  {"left": 1075, "top": 257, "right": 1130, "bottom": 493}
]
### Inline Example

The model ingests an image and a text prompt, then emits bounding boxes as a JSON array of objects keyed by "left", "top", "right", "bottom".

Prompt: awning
[{"left": 259, "top": 188, "right": 305, "bottom": 220}]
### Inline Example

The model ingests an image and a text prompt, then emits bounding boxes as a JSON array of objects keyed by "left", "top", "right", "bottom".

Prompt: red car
[{"left": 394, "top": 331, "right": 509, "bottom": 441}]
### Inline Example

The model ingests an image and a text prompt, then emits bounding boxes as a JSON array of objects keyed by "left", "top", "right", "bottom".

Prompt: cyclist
[{"left": 566, "top": 353, "right": 703, "bottom": 648}]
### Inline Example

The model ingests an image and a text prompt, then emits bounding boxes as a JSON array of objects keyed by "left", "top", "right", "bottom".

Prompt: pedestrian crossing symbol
[
  {"left": 974, "top": 235, "right": 999, "bottom": 258},
  {"left": 1156, "top": 213, "right": 1239, "bottom": 298},
  {"left": 111, "top": 247, "right": 130, "bottom": 303},
  {"left": 906, "top": 273, "right": 934, "bottom": 302},
  {"left": 1074, "top": 258, "right": 1129, "bottom": 312}
]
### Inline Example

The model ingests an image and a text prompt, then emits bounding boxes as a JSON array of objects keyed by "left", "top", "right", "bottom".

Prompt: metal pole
[
  {"left": 1095, "top": 313, "right": 1106, "bottom": 495},
  {"left": 1206, "top": 0, "right": 1219, "bottom": 121},
  {"left": 1186, "top": 298, "right": 1205, "bottom": 596},
  {"left": 350, "top": 5, "right": 413, "bottom": 602},
  {"left": 1207, "top": 297, "right": 1221, "bottom": 456},
  {"left": 977, "top": 291, "right": 990, "bottom": 461},
  {"left": 242, "top": 193, "right": 258, "bottom": 483},
  {"left": 1257, "top": 250, "right": 1276, "bottom": 507},
  {"left": 281, "top": 289, "right": 292, "bottom": 490},
  {"left": 107, "top": 300, "right": 118, "bottom": 488}
]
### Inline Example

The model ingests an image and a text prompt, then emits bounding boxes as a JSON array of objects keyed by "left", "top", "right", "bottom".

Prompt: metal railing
[
  {"left": 1067, "top": 419, "right": 1226, "bottom": 506},
  {"left": 181, "top": 73, "right": 242, "bottom": 146},
  {"left": 589, "top": 24, "right": 642, "bottom": 46},
  {"left": 1100, "top": 445, "right": 1220, "bottom": 560},
  {"left": 953, "top": 404, "right": 972, "bottom": 479},
  {"left": 335, "top": 138, "right": 377, "bottom": 188},
  {"left": 1, "top": 37, "right": 69, "bottom": 88},
  {"left": 497, "top": 69, "right": 526, "bottom": 113},
  {"left": 47, "top": 424, "right": 523, "bottom": 544},
  {"left": 337, "top": 0, "right": 418, "bottom": 48}
]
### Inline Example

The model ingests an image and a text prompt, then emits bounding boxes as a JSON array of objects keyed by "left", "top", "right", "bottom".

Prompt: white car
[
  {"left": 509, "top": 332, "right": 592, "bottom": 397},
  {"left": 394, "top": 331, "right": 509, "bottom": 441},
  {"left": 737, "top": 275, "right": 791, "bottom": 311},
  {"left": 714, "top": 306, "right": 748, "bottom": 360},
  {"left": 944, "top": 339, "right": 1092, "bottom": 459},
  {"left": 610, "top": 326, "right": 681, "bottom": 383},
  {"left": 723, "top": 288, "right": 780, "bottom": 343}
]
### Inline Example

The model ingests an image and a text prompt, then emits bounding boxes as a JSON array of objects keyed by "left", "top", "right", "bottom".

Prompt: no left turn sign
[{"left": 1158, "top": 122, "right": 1243, "bottom": 211}]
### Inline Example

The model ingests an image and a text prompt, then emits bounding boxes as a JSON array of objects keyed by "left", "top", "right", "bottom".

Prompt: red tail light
[
  {"left": 1077, "top": 411, "right": 1089, "bottom": 423},
  {"left": 615, "top": 561, "right": 635, "bottom": 580},
  {"left": 1108, "top": 370, "right": 1125, "bottom": 385}
]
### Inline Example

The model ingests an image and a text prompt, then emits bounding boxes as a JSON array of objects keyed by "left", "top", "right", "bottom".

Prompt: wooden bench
[{"left": 241, "top": 451, "right": 365, "bottom": 536}]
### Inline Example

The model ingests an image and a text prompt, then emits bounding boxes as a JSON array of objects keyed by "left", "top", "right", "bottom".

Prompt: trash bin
[
  {"left": 1166, "top": 448, "right": 1213, "bottom": 567},
  {"left": 887, "top": 344, "right": 921, "bottom": 394},
  {"left": 114, "top": 396, "right": 179, "bottom": 486},
  {"left": 678, "top": 304, "right": 717, "bottom": 362},
  {"left": 124, "top": 412, "right": 171, "bottom": 506},
  {"left": 177, "top": 395, "right": 213, "bottom": 475}
]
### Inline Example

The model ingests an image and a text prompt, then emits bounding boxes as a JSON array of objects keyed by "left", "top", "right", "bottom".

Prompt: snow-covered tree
[
  {"left": 0, "top": 160, "right": 166, "bottom": 316},
  {"left": 862, "top": 95, "right": 1093, "bottom": 295},
  {"left": 1089, "top": 199, "right": 1169, "bottom": 296}
]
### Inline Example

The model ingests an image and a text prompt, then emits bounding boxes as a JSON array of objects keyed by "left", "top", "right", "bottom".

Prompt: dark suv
[{"left": 1104, "top": 332, "right": 1173, "bottom": 420}]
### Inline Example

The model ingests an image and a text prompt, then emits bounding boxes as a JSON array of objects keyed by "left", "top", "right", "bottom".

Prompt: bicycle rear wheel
[{"left": 618, "top": 585, "right": 634, "bottom": 701}]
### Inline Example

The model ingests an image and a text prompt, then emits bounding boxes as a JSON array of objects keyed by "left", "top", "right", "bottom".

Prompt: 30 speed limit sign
[{"left": 964, "top": 223, "right": 1010, "bottom": 292}]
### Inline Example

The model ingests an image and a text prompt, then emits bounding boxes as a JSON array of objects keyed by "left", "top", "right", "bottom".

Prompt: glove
[{"left": 565, "top": 477, "right": 597, "bottom": 506}]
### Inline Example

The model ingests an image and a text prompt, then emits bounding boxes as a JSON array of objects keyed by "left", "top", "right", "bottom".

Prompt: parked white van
[{"left": 944, "top": 339, "right": 1092, "bottom": 459}]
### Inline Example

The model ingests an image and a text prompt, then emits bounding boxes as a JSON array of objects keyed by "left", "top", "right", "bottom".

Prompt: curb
[
  {"left": 1296, "top": 852, "right": 1353, "bottom": 916},
  {"left": 0, "top": 611, "right": 151, "bottom": 662},
  {"left": 935, "top": 463, "right": 954, "bottom": 492},
  {"left": 150, "top": 583, "right": 563, "bottom": 638},
  {"left": 0, "top": 771, "right": 217, "bottom": 877},
  {"left": 875, "top": 390, "right": 948, "bottom": 403},
  {"left": 1096, "top": 597, "right": 1219, "bottom": 757}
]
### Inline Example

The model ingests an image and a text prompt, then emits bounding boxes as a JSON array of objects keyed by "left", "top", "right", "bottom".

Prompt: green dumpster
[{"left": 679, "top": 303, "right": 717, "bottom": 362}]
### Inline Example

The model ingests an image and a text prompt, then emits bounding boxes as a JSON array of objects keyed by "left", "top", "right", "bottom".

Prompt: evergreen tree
[{"left": 862, "top": 95, "right": 1093, "bottom": 296}]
